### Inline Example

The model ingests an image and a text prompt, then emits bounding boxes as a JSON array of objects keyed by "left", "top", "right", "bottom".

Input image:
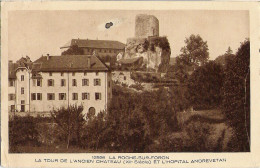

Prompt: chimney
[
  {"left": 87, "top": 57, "right": 91, "bottom": 68},
  {"left": 47, "top": 54, "right": 50, "bottom": 60},
  {"left": 26, "top": 55, "right": 31, "bottom": 63}
]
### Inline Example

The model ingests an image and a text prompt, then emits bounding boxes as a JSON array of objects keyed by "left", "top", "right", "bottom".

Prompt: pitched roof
[
  {"left": 33, "top": 55, "right": 109, "bottom": 72},
  {"left": 9, "top": 57, "right": 32, "bottom": 79},
  {"left": 118, "top": 57, "right": 143, "bottom": 65},
  {"left": 8, "top": 62, "right": 18, "bottom": 79},
  {"left": 61, "top": 39, "right": 125, "bottom": 50}
]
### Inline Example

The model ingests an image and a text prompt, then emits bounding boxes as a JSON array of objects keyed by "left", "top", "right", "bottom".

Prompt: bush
[
  {"left": 147, "top": 121, "right": 214, "bottom": 152},
  {"left": 129, "top": 83, "right": 144, "bottom": 91},
  {"left": 9, "top": 116, "right": 40, "bottom": 152}
]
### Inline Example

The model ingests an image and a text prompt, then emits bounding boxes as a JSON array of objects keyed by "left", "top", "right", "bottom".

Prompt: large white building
[{"left": 8, "top": 55, "right": 112, "bottom": 117}]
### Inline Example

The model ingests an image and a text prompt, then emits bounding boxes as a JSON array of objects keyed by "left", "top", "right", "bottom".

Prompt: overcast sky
[{"left": 8, "top": 10, "right": 249, "bottom": 62}]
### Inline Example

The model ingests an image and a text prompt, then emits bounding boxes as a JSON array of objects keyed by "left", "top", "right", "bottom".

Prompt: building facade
[{"left": 8, "top": 55, "right": 112, "bottom": 117}]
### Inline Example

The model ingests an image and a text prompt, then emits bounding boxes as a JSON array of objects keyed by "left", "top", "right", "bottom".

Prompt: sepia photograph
[{"left": 6, "top": 9, "right": 251, "bottom": 154}]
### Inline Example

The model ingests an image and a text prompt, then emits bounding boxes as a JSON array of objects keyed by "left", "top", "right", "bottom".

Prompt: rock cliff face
[{"left": 125, "top": 36, "right": 170, "bottom": 72}]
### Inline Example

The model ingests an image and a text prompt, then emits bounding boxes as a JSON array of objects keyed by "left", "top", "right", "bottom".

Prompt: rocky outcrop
[{"left": 124, "top": 36, "right": 170, "bottom": 72}]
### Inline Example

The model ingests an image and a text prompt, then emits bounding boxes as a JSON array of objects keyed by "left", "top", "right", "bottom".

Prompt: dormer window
[{"left": 49, "top": 72, "right": 52, "bottom": 76}]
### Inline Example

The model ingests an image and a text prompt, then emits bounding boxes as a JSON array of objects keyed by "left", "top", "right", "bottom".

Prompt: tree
[
  {"left": 9, "top": 116, "right": 40, "bottom": 152},
  {"left": 188, "top": 61, "right": 224, "bottom": 110},
  {"left": 51, "top": 105, "right": 85, "bottom": 149},
  {"left": 61, "top": 45, "right": 84, "bottom": 55},
  {"left": 179, "top": 34, "right": 209, "bottom": 67},
  {"left": 215, "top": 47, "right": 235, "bottom": 67},
  {"left": 82, "top": 111, "right": 108, "bottom": 150},
  {"left": 222, "top": 39, "right": 250, "bottom": 151}
]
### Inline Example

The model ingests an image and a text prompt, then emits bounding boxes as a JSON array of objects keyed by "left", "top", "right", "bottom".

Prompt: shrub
[
  {"left": 129, "top": 83, "right": 144, "bottom": 91},
  {"left": 9, "top": 116, "right": 40, "bottom": 152}
]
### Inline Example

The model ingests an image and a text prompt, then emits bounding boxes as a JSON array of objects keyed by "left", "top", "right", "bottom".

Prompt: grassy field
[{"left": 174, "top": 109, "right": 233, "bottom": 151}]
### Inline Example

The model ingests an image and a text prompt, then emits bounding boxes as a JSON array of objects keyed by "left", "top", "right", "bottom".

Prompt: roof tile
[
  {"left": 33, "top": 55, "right": 109, "bottom": 72},
  {"left": 61, "top": 39, "right": 125, "bottom": 50}
]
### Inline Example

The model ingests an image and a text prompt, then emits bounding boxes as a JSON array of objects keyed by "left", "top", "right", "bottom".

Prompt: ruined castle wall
[{"left": 135, "top": 14, "right": 159, "bottom": 38}]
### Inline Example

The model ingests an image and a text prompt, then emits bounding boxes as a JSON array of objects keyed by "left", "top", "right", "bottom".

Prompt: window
[
  {"left": 21, "top": 87, "right": 24, "bottom": 94},
  {"left": 31, "top": 93, "right": 36, "bottom": 100},
  {"left": 82, "top": 93, "right": 90, "bottom": 100},
  {"left": 11, "top": 105, "right": 15, "bottom": 112},
  {"left": 33, "top": 79, "right": 36, "bottom": 86},
  {"left": 37, "top": 79, "right": 42, "bottom": 86},
  {"left": 96, "top": 72, "right": 99, "bottom": 76},
  {"left": 8, "top": 94, "right": 15, "bottom": 101},
  {"left": 88, "top": 107, "right": 96, "bottom": 116},
  {"left": 72, "top": 93, "right": 78, "bottom": 100},
  {"left": 49, "top": 72, "right": 52, "bottom": 76},
  {"left": 9, "top": 80, "right": 14, "bottom": 87},
  {"left": 21, "top": 100, "right": 25, "bottom": 112},
  {"left": 31, "top": 93, "right": 41, "bottom": 100},
  {"left": 21, "top": 75, "right": 24, "bottom": 81},
  {"left": 82, "top": 79, "right": 89, "bottom": 86},
  {"left": 61, "top": 79, "right": 66, "bottom": 87},
  {"left": 48, "top": 79, "right": 54, "bottom": 86},
  {"left": 84, "top": 72, "right": 87, "bottom": 76},
  {"left": 47, "top": 93, "right": 55, "bottom": 100},
  {"left": 72, "top": 79, "right": 77, "bottom": 86},
  {"left": 33, "top": 79, "right": 41, "bottom": 86},
  {"left": 61, "top": 72, "right": 64, "bottom": 76},
  {"left": 37, "top": 93, "right": 42, "bottom": 100},
  {"left": 72, "top": 72, "right": 75, "bottom": 76},
  {"left": 94, "top": 79, "right": 101, "bottom": 86},
  {"left": 95, "top": 93, "right": 101, "bottom": 100},
  {"left": 108, "top": 81, "right": 111, "bottom": 88},
  {"left": 59, "top": 93, "right": 66, "bottom": 100}
]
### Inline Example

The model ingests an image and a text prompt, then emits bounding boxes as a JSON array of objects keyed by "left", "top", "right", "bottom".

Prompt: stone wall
[{"left": 135, "top": 14, "right": 159, "bottom": 38}]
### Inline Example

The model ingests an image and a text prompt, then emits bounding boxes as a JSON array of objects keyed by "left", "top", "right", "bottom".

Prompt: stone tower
[{"left": 135, "top": 14, "right": 159, "bottom": 38}]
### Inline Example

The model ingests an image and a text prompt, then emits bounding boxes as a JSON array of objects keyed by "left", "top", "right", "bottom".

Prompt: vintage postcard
[{"left": 1, "top": 1, "right": 260, "bottom": 167}]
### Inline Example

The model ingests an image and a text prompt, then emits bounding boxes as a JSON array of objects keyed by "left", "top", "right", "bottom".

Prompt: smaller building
[
  {"left": 60, "top": 39, "right": 125, "bottom": 57},
  {"left": 112, "top": 71, "right": 136, "bottom": 86},
  {"left": 117, "top": 57, "right": 144, "bottom": 70}
]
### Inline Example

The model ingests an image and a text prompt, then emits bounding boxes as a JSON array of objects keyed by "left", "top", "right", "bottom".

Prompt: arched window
[{"left": 88, "top": 107, "right": 96, "bottom": 116}]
